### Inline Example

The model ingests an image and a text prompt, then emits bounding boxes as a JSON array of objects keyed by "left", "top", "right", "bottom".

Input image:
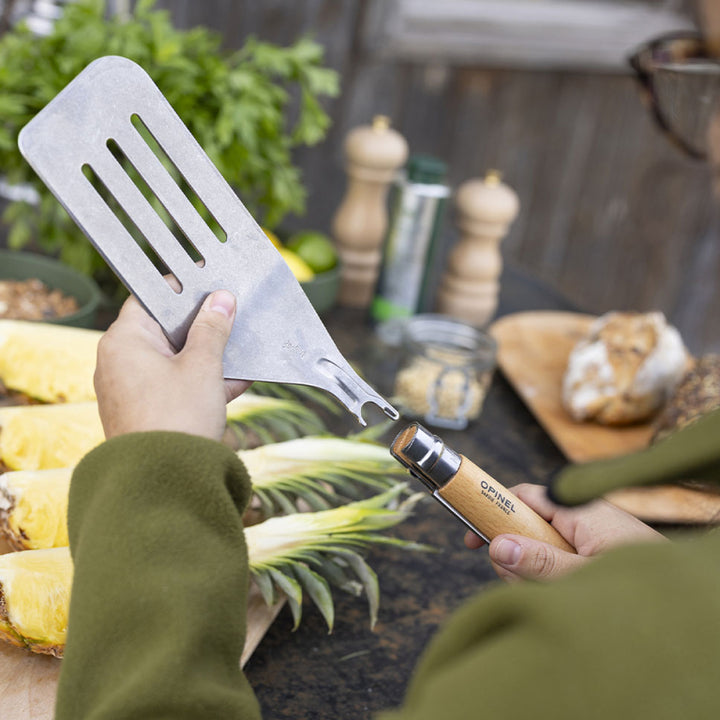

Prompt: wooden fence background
[
  {"left": 154, "top": 0, "right": 719, "bottom": 353},
  {"left": 7, "top": 0, "right": 720, "bottom": 352}
]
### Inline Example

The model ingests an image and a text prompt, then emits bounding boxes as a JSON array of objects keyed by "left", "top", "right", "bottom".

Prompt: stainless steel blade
[{"left": 18, "top": 56, "right": 397, "bottom": 425}]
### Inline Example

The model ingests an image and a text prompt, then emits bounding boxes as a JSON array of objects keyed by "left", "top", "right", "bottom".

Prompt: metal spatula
[{"left": 18, "top": 56, "right": 397, "bottom": 425}]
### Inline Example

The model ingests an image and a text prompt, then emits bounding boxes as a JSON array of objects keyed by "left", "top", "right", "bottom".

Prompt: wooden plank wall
[{"left": 30, "top": 1, "right": 720, "bottom": 351}]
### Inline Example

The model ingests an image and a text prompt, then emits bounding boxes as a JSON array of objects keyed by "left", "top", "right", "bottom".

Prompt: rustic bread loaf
[{"left": 562, "top": 311, "right": 688, "bottom": 425}]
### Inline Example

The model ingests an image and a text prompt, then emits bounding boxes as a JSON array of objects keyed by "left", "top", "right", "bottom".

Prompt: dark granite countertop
[{"left": 243, "top": 264, "right": 577, "bottom": 719}]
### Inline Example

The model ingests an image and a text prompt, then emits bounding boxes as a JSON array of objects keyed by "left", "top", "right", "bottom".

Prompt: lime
[
  {"left": 278, "top": 248, "right": 315, "bottom": 283},
  {"left": 286, "top": 231, "right": 338, "bottom": 274}
]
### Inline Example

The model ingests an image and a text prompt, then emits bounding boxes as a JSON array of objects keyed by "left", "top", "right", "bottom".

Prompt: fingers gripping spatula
[{"left": 18, "top": 56, "right": 397, "bottom": 425}]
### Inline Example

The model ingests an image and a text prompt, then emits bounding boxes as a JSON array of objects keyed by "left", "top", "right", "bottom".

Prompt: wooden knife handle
[{"left": 439, "top": 456, "right": 576, "bottom": 553}]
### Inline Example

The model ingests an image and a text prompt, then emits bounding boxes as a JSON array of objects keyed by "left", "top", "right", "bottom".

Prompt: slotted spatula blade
[{"left": 18, "top": 56, "right": 397, "bottom": 425}]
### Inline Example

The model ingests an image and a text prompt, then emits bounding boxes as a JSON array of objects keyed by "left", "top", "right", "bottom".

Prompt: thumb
[
  {"left": 182, "top": 290, "right": 236, "bottom": 364},
  {"left": 489, "top": 534, "right": 588, "bottom": 582}
]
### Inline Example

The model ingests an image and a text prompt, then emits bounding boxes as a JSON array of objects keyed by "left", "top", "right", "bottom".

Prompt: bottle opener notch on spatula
[{"left": 18, "top": 56, "right": 397, "bottom": 425}]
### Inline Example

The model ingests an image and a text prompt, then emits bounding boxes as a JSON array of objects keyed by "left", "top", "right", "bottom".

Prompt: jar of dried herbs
[{"left": 393, "top": 315, "right": 496, "bottom": 430}]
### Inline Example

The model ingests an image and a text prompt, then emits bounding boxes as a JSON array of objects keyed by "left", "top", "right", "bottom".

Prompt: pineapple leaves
[
  {"left": 253, "top": 567, "right": 277, "bottom": 607},
  {"left": 226, "top": 393, "right": 326, "bottom": 447},
  {"left": 332, "top": 550, "right": 379, "bottom": 628},
  {"left": 316, "top": 557, "right": 363, "bottom": 598},
  {"left": 292, "top": 563, "right": 334, "bottom": 632},
  {"left": 251, "top": 381, "right": 343, "bottom": 416},
  {"left": 350, "top": 419, "right": 399, "bottom": 443},
  {"left": 242, "top": 436, "right": 409, "bottom": 516},
  {"left": 248, "top": 487, "right": 430, "bottom": 631},
  {"left": 268, "top": 568, "right": 303, "bottom": 630}
]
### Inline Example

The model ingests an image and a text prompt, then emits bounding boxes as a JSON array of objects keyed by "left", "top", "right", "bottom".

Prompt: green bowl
[
  {"left": 0, "top": 250, "right": 103, "bottom": 328},
  {"left": 300, "top": 265, "right": 340, "bottom": 315}
]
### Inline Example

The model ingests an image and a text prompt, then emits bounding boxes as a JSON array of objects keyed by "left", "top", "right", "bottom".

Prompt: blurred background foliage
[{"left": 0, "top": 0, "right": 338, "bottom": 291}]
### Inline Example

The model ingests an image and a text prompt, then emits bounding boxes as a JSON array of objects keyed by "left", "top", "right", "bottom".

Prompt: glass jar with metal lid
[{"left": 392, "top": 314, "right": 497, "bottom": 430}]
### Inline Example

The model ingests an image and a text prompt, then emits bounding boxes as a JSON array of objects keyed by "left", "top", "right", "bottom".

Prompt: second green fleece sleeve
[
  {"left": 55, "top": 431, "right": 262, "bottom": 720},
  {"left": 377, "top": 531, "right": 720, "bottom": 720}
]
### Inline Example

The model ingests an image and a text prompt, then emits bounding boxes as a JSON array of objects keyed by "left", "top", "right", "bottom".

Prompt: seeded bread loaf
[{"left": 652, "top": 355, "right": 720, "bottom": 443}]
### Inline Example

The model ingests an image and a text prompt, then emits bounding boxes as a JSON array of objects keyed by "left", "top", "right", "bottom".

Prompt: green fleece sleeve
[
  {"left": 551, "top": 408, "right": 720, "bottom": 504},
  {"left": 55, "top": 432, "right": 262, "bottom": 720},
  {"left": 378, "top": 531, "right": 720, "bottom": 720}
]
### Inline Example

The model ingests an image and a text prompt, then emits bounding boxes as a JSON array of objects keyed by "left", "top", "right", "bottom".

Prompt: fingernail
[
  {"left": 204, "top": 290, "right": 235, "bottom": 318},
  {"left": 494, "top": 538, "right": 521, "bottom": 566}
]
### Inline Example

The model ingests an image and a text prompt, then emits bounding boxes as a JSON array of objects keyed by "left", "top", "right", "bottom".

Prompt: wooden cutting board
[
  {"left": 0, "top": 532, "right": 284, "bottom": 720},
  {"left": 489, "top": 311, "right": 720, "bottom": 524}
]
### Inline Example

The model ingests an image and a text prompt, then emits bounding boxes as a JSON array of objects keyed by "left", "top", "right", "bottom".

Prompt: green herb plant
[{"left": 0, "top": 0, "right": 339, "bottom": 292}]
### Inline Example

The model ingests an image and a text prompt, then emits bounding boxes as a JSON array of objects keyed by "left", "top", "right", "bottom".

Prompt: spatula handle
[{"left": 438, "top": 457, "right": 575, "bottom": 552}]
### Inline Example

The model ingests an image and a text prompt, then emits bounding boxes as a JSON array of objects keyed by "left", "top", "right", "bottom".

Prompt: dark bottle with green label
[{"left": 371, "top": 155, "right": 450, "bottom": 322}]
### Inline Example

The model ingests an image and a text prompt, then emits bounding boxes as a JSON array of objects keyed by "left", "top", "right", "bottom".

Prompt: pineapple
[
  {"left": 0, "top": 320, "right": 101, "bottom": 403},
  {"left": 0, "top": 394, "right": 326, "bottom": 472},
  {"left": 247, "top": 486, "right": 426, "bottom": 630},
  {"left": 0, "top": 319, "right": 336, "bottom": 420},
  {"left": 0, "top": 547, "right": 71, "bottom": 657},
  {"left": 0, "top": 436, "right": 408, "bottom": 549},
  {"left": 0, "top": 403, "right": 104, "bottom": 471},
  {"left": 0, "top": 489, "right": 425, "bottom": 655},
  {"left": 0, "top": 468, "right": 72, "bottom": 550},
  {"left": 242, "top": 436, "right": 407, "bottom": 514}
]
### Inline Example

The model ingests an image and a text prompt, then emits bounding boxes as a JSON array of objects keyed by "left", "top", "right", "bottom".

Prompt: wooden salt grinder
[
  {"left": 436, "top": 171, "right": 519, "bottom": 326},
  {"left": 331, "top": 116, "right": 408, "bottom": 308}
]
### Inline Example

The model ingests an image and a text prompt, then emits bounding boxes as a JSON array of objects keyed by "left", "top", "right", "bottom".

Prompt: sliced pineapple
[
  {"left": 0, "top": 489, "right": 424, "bottom": 654},
  {"left": 0, "top": 436, "right": 405, "bottom": 551},
  {"left": 0, "top": 403, "right": 104, "bottom": 471},
  {"left": 0, "top": 393, "right": 324, "bottom": 474},
  {"left": 0, "top": 320, "right": 101, "bottom": 403},
  {"left": 0, "top": 546, "right": 71, "bottom": 657},
  {"left": 242, "top": 487, "right": 425, "bottom": 630},
  {"left": 0, "top": 468, "right": 72, "bottom": 550}
]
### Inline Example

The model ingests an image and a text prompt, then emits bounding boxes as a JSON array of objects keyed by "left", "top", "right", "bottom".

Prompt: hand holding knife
[{"left": 391, "top": 423, "right": 576, "bottom": 553}]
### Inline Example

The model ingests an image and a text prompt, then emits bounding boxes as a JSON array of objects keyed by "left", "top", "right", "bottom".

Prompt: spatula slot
[
  {"left": 106, "top": 137, "right": 206, "bottom": 270},
  {"left": 130, "top": 114, "right": 228, "bottom": 246},
  {"left": 81, "top": 162, "right": 182, "bottom": 294}
]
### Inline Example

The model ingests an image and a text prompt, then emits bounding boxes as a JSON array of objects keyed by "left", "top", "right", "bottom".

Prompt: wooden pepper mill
[
  {"left": 331, "top": 116, "right": 408, "bottom": 308},
  {"left": 436, "top": 171, "right": 519, "bottom": 327}
]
